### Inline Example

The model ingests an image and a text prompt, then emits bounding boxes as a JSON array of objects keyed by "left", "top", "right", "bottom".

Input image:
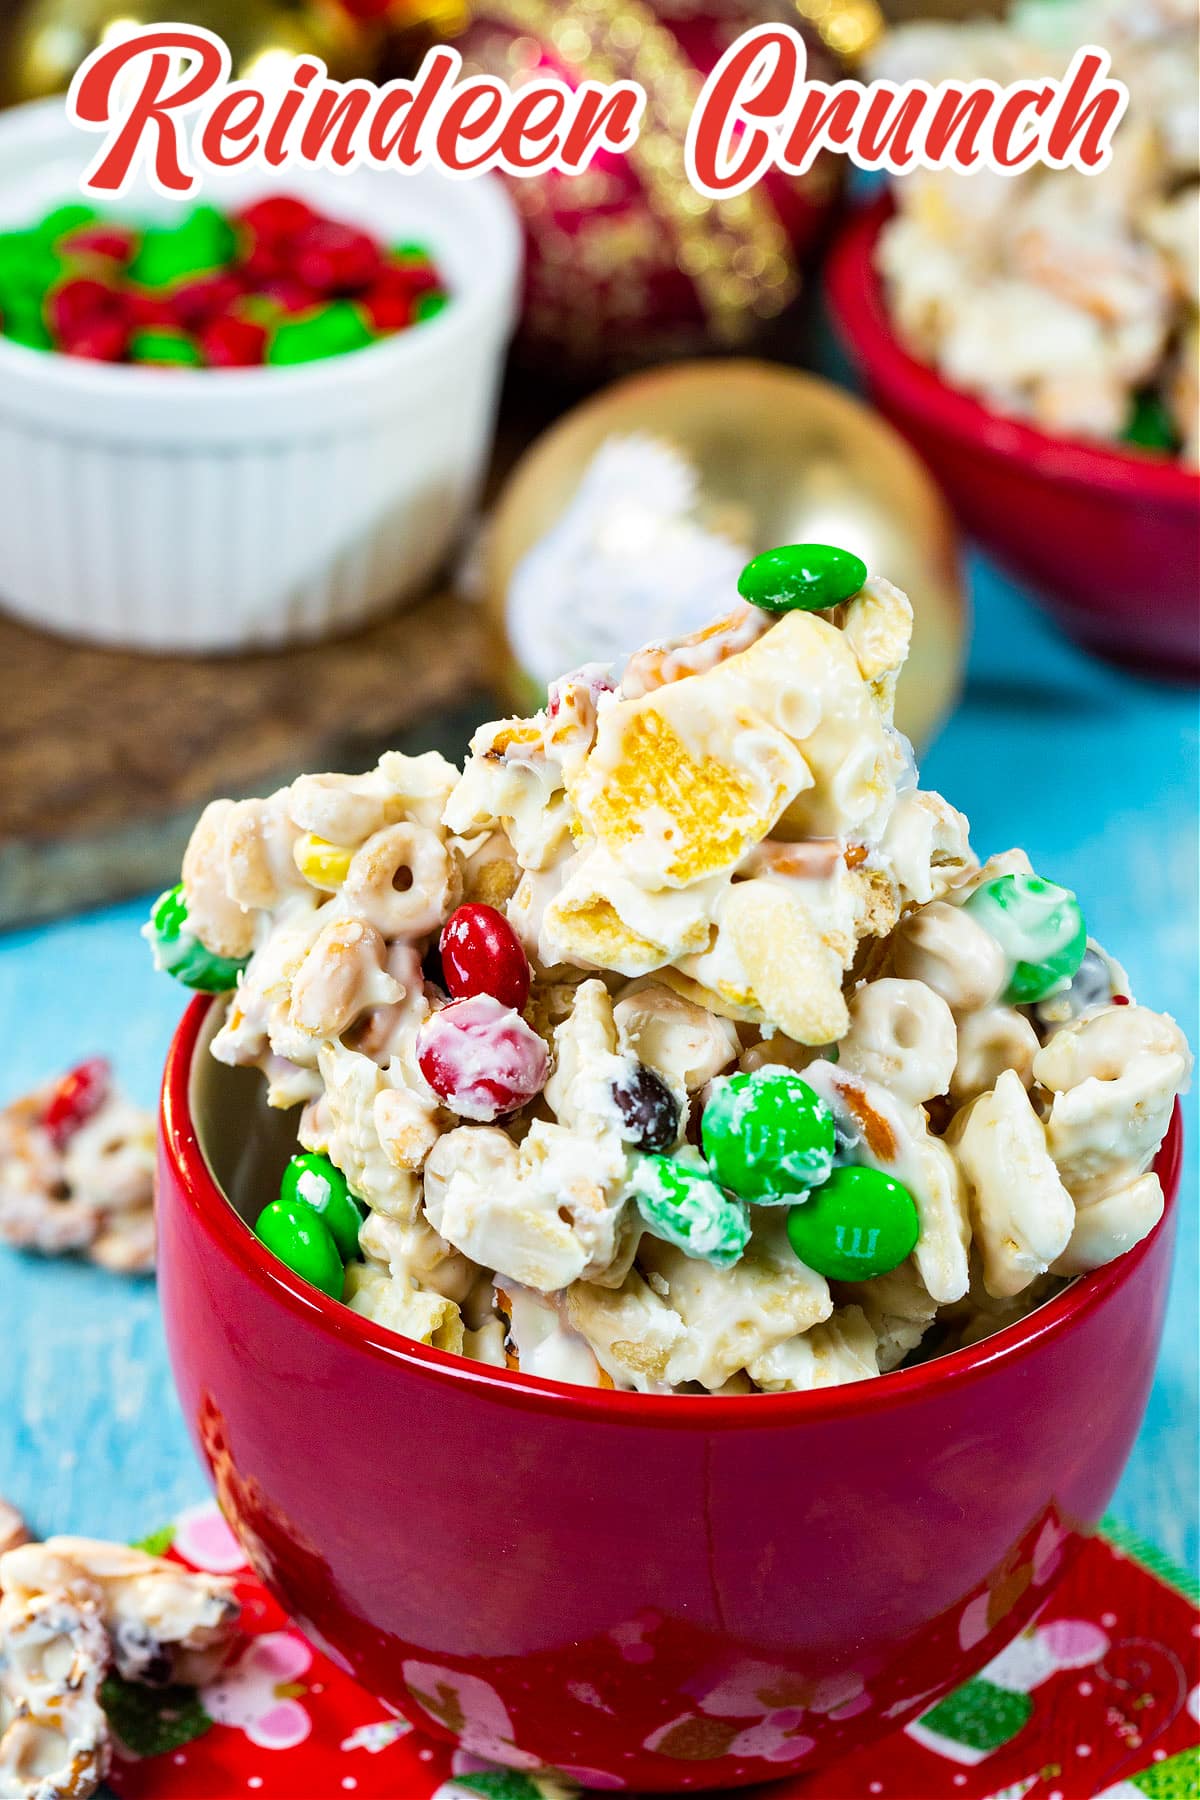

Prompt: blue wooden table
[{"left": 1, "top": 555, "right": 1196, "bottom": 1571}]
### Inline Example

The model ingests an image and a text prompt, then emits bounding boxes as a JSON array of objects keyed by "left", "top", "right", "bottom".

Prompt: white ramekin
[{"left": 0, "top": 101, "right": 522, "bottom": 652}]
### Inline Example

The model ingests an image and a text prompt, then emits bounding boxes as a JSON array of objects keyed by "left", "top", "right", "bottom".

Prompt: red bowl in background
[
  {"left": 158, "top": 994, "right": 1183, "bottom": 1793},
  {"left": 826, "top": 197, "right": 1200, "bottom": 679}
]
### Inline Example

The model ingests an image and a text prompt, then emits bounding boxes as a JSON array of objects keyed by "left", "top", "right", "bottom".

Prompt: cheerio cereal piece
[{"left": 948, "top": 1068, "right": 1075, "bottom": 1299}]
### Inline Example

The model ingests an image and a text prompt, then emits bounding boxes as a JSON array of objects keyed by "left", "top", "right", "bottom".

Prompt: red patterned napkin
[{"left": 103, "top": 1507, "right": 1198, "bottom": 1800}]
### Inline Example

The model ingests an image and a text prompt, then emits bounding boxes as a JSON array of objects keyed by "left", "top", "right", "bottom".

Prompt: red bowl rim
[
  {"left": 825, "top": 195, "right": 1200, "bottom": 508},
  {"left": 162, "top": 992, "right": 1182, "bottom": 1429}
]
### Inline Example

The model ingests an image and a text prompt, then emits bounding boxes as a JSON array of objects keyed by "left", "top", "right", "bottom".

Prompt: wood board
[{"left": 0, "top": 589, "right": 495, "bottom": 928}]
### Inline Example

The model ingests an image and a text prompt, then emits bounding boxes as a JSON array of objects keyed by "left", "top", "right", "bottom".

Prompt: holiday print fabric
[{"left": 102, "top": 1509, "right": 1198, "bottom": 1800}]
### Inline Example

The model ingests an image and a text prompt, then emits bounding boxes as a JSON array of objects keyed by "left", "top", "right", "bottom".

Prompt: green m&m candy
[
  {"left": 964, "top": 872, "right": 1087, "bottom": 1006},
  {"left": 0, "top": 232, "right": 62, "bottom": 307},
  {"left": 255, "top": 1195, "right": 344, "bottom": 1300},
  {"left": 129, "top": 328, "right": 203, "bottom": 367},
  {"left": 414, "top": 290, "right": 449, "bottom": 323},
  {"left": 144, "top": 884, "right": 250, "bottom": 992},
  {"left": 128, "top": 206, "right": 236, "bottom": 289},
  {"left": 3, "top": 308, "right": 52, "bottom": 351},
  {"left": 786, "top": 1165, "right": 919, "bottom": 1281},
  {"left": 629, "top": 1152, "right": 749, "bottom": 1268},
  {"left": 38, "top": 203, "right": 99, "bottom": 245},
  {"left": 737, "top": 543, "right": 868, "bottom": 614},
  {"left": 701, "top": 1067, "right": 835, "bottom": 1204},
  {"left": 266, "top": 300, "right": 374, "bottom": 365},
  {"left": 280, "top": 1152, "right": 363, "bottom": 1263}
]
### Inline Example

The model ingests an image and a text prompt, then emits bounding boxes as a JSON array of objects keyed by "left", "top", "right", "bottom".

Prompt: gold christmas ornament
[
  {"left": 484, "top": 360, "right": 967, "bottom": 753},
  {"left": 792, "top": 0, "right": 885, "bottom": 66},
  {"left": 1, "top": 0, "right": 366, "bottom": 107}
]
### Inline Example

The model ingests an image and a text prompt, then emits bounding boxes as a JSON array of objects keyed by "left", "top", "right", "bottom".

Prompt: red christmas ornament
[{"left": 455, "top": 0, "right": 864, "bottom": 377}]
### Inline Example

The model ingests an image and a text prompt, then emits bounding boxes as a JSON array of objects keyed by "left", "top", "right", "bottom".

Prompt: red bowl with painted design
[
  {"left": 826, "top": 197, "right": 1200, "bottom": 680},
  {"left": 157, "top": 994, "right": 1182, "bottom": 1792}
]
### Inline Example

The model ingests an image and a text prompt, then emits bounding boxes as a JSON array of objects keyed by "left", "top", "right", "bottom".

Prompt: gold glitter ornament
[
  {"left": 1, "top": 0, "right": 366, "bottom": 106},
  {"left": 484, "top": 360, "right": 967, "bottom": 754}
]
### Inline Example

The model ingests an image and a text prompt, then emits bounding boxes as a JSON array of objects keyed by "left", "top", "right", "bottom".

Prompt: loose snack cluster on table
[
  {"left": 0, "top": 1059, "right": 156, "bottom": 1273},
  {"left": 872, "top": 0, "right": 1199, "bottom": 459},
  {"left": 0, "top": 1507, "right": 240, "bottom": 1800},
  {"left": 147, "top": 541, "right": 1191, "bottom": 1394},
  {"left": 0, "top": 196, "right": 448, "bottom": 366}
]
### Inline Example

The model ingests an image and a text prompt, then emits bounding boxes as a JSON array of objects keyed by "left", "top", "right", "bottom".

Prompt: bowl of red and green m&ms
[
  {"left": 0, "top": 193, "right": 450, "bottom": 368},
  {"left": 0, "top": 100, "right": 520, "bottom": 652}
]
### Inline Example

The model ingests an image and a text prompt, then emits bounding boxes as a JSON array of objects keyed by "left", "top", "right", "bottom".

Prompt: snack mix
[
  {"left": 873, "top": 0, "right": 1199, "bottom": 459},
  {"left": 0, "top": 1059, "right": 156, "bottom": 1274},
  {"left": 148, "top": 542, "right": 1191, "bottom": 1395},
  {"left": 0, "top": 196, "right": 447, "bottom": 366},
  {"left": 0, "top": 1507, "right": 239, "bottom": 1800}
]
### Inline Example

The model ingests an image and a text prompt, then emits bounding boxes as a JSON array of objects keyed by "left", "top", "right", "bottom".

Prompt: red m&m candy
[
  {"left": 199, "top": 313, "right": 268, "bottom": 368},
  {"left": 440, "top": 904, "right": 531, "bottom": 1011},
  {"left": 169, "top": 270, "right": 243, "bottom": 328},
  {"left": 256, "top": 277, "right": 316, "bottom": 316},
  {"left": 61, "top": 315, "right": 129, "bottom": 362},
  {"left": 361, "top": 267, "right": 416, "bottom": 332},
  {"left": 236, "top": 196, "right": 317, "bottom": 244},
  {"left": 46, "top": 275, "right": 117, "bottom": 340},
  {"left": 3, "top": 195, "right": 448, "bottom": 367},
  {"left": 61, "top": 224, "right": 136, "bottom": 264},
  {"left": 42, "top": 1057, "right": 111, "bottom": 1148},
  {"left": 416, "top": 996, "right": 548, "bottom": 1121},
  {"left": 293, "top": 220, "right": 382, "bottom": 295}
]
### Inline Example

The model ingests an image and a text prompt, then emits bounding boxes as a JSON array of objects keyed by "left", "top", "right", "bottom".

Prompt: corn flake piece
[
  {"left": 644, "top": 1214, "right": 832, "bottom": 1391},
  {"left": 542, "top": 852, "right": 720, "bottom": 977},
  {"left": 344, "top": 1262, "right": 465, "bottom": 1353},
  {"left": 574, "top": 690, "right": 810, "bottom": 888},
  {"left": 831, "top": 574, "right": 914, "bottom": 720},
  {"left": 722, "top": 878, "right": 850, "bottom": 1045},
  {"left": 708, "top": 611, "right": 893, "bottom": 841},
  {"left": 748, "top": 1305, "right": 881, "bottom": 1391},
  {"left": 564, "top": 1271, "right": 687, "bottom": 1391}
]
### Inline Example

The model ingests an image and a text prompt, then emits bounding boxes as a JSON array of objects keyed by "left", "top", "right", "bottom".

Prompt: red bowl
[
  {"left": 826, "top": 197, "right": 1200, "bottom": 679},
  {"left": 158, "top": 994, "right": 1183, "bottom": 1792}
]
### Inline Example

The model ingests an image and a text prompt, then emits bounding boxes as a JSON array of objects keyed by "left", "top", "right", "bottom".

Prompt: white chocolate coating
[{"left": 171, "top": 570, "right": 1191, "bottom": 1393}]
